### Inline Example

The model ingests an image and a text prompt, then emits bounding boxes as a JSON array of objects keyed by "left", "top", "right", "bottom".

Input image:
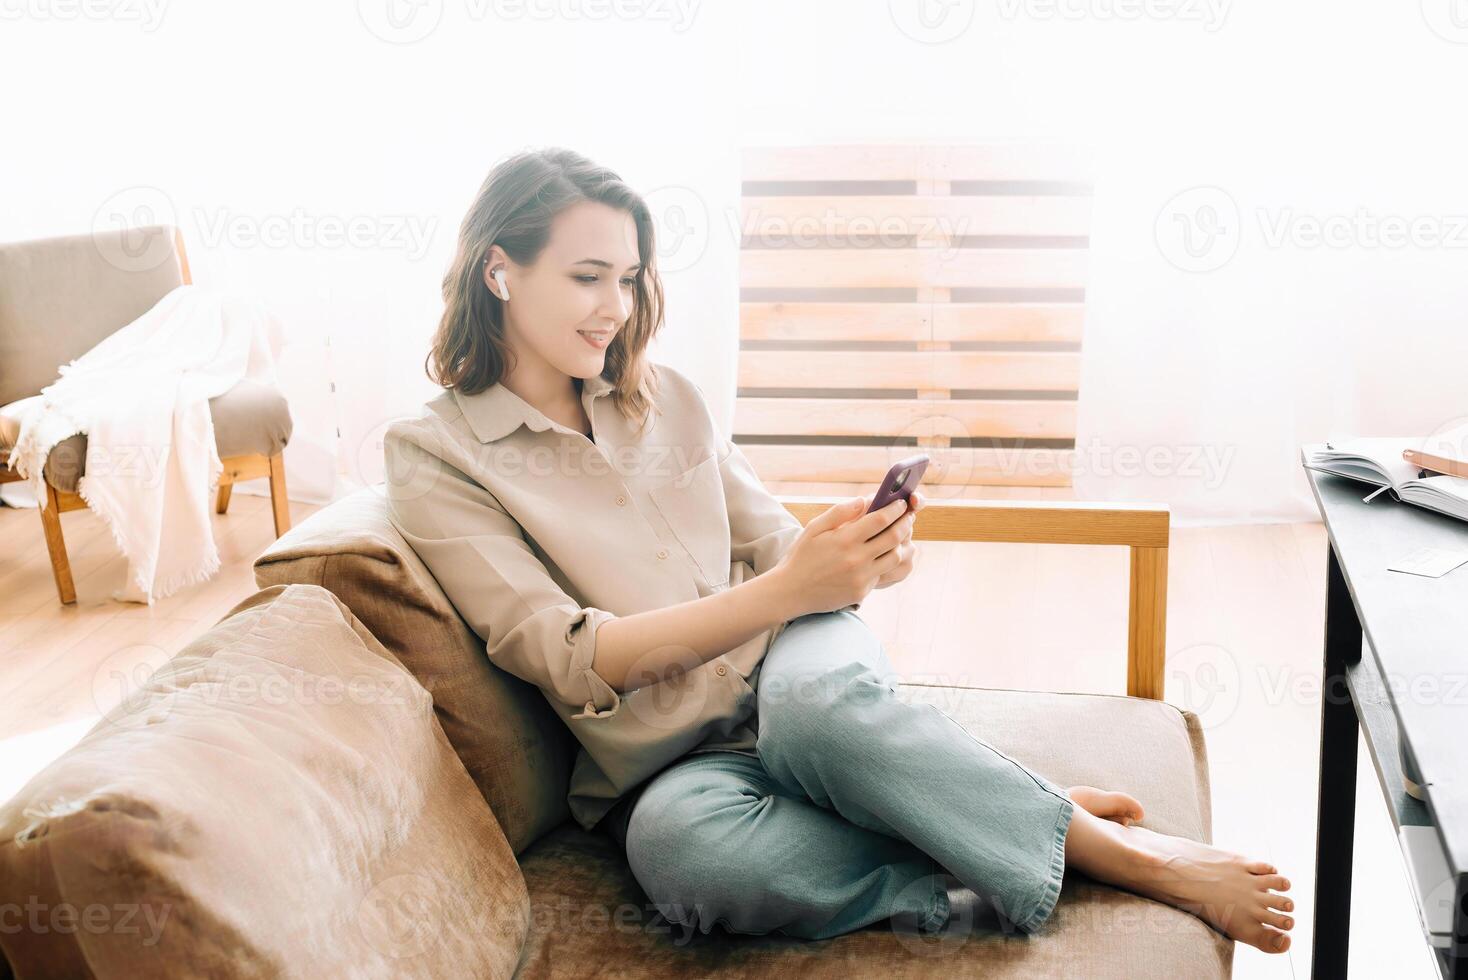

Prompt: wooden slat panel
[
  {"left": 741, "top": 302, "right": 929, "bottom": 342},
  {"left": 743, "top": 145, "right": 927, "bottom": 182},
  {"left": 741, "top": 195, "right": 1091, "bottom": 242},
  {"left": 738, "top": 444, "right": 1073, "bottom": 486},
  {"left": 933, "top": 145, "right": 1093, "bottom": 184},
  {"left": 743, "top": 145, "right": 1092, "bottom": 183},
  {"left": 740, "top": 301, "right": 1084, "bottom": 343},
  {"left": 734, "top": 397, "right": 1076, "bottom": 440},
  {"left": 739, "top": 144, "right": 1092, "bottom": 492},
  {"left": 740, "top": 247, "right": 1087, "bottom": 290},
  {"left": 738, "top": 351, "right": 1079, "bottom": 391},
  {"left": 931, "top": 302, "right": 1085, "bottom": 343}
]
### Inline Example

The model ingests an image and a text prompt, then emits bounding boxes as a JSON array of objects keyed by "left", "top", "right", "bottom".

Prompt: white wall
[{"left": 4, "top": 0, "right": 1466, "bottom": 522}]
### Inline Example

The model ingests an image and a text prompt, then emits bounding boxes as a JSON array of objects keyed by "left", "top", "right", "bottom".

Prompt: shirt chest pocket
[{"left": 647, "top": 452, "right": 732, "bottom": 588}]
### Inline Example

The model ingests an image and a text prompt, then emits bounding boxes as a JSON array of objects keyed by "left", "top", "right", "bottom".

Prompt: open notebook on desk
[{"left": 1302, "top": 439, "right": 1468, "bottom": 523}]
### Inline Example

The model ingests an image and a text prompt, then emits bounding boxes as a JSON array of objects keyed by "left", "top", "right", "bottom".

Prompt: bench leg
[
  {"left": 215, "top": 480, "right": 234, "bottom": 514},
  {"left": 39, "top": 484, "right": 78, "bottom": 605},
  {"left": 267, "top": 452, "right": 291, "bottom": 538}
]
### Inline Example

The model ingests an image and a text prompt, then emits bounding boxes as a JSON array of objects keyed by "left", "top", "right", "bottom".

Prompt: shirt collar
[{"left": 454, "top": 371, "right": 616, "bottom": 443}]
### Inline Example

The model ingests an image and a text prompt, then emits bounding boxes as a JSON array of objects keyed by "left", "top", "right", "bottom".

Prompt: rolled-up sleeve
[
  {"left": 717, "top": 435, "right": 862, "bottom": 614},
  {"left": 384, "top": 420, "right": 622, "bottom": 719}
]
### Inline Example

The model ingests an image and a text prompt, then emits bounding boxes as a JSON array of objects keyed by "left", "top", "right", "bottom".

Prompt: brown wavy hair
[{"left": 426, "top": 147, "right": 666, "bottom": 432}]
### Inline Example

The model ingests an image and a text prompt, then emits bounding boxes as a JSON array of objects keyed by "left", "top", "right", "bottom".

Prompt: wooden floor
[
  {"left": 0, "top": 486, "right": 1439, "bottom": 978},
  {"left": 0, "top": 491, "right": 320, "bottom": 761}
]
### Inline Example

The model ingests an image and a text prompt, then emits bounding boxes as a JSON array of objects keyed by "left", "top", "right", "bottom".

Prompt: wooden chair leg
[
  {"left": 39, "top": 483, "right": 77, "bottom": 605},
  {"left": 215, "top": 479, "right": 234, "bottom": 514},
  {"left": 267, "top": 452, "right": 291, "bottom": 538}
]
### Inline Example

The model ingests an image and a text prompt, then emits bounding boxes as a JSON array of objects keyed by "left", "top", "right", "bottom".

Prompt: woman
[{"left": 384, "top": 147, "right": 1293, "bottom": 953}]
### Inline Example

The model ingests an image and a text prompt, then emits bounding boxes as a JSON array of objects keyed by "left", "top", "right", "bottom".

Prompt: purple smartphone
[{"left": 865, "top": 453, "right": 930, "bottom": 515}]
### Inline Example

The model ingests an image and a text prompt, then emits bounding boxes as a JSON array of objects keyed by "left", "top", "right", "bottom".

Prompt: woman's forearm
[{"left": 590, "top": 567, "right": 802, "bottom": 695}]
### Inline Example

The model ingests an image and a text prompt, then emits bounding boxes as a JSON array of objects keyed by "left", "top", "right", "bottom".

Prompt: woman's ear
[{"left": 481, "top": 245, "right": 509, "bottom": 296}]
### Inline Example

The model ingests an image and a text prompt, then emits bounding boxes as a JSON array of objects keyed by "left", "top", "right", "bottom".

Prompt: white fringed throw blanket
[{"left": 9, "top": 285, "right": 284, "bottom": 603}]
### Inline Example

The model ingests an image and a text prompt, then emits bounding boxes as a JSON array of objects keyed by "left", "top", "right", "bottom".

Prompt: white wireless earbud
[{"left": 492, "top": 268, "right": 510, "bottom": 301}]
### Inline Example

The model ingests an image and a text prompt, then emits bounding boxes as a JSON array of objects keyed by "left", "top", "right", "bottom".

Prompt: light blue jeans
[{"left": 600, "top": 608, "right": 1075, "bottom": 942}]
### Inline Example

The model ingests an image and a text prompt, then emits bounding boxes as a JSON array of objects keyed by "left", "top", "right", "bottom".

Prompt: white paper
[{"left": 1387, "top": 546, "right": 1468, "bottom": 578}]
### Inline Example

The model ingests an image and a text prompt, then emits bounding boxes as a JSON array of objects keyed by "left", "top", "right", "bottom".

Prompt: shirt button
[
  {"left": 715, "top": 664, "right": 727, "bottom": 676},
  {"left": 616, "top": 495, "right": 626, "bottom": 506},
  {"left": 657, "top": 549, "right": 668, "bottom": 559}
]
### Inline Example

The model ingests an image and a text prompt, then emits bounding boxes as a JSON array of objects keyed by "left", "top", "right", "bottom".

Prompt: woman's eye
[{"left": 620, "top": 277, "right": 636, "bottom": 288}]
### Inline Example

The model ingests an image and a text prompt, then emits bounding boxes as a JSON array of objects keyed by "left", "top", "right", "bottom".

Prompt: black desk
[{"left": 1305, "top": 452, "right": 1468, "bottom": 978}]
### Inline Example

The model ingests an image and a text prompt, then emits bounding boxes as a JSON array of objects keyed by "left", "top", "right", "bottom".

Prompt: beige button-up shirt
[{"left": 384, "top": 362, "right": 857, "bottom": 832}]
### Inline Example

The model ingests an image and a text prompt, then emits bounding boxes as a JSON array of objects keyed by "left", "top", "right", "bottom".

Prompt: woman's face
[{"left": 491, "top": 200, "right": 642, "bottom": 381}]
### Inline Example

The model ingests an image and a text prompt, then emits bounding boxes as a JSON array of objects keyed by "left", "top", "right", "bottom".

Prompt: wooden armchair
[
  {"left": 779, "top": 495, "right": 1170, "bottom": 699},
  {"left": 0, "top": 225, "right": 293, "bottom": 604}
]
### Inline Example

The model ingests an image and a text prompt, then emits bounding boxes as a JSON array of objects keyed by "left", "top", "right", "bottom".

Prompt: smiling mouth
[{"left": 578, "top": 330, "right": 613, "bottom": 348}]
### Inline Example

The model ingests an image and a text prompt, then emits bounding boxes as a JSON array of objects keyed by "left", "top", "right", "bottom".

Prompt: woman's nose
[{"left": 600, "top": 286, "right": 630, "bottom": 323}]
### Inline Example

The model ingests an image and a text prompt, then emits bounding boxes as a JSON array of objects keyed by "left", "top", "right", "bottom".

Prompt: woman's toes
[
  {"left": 1259, "top": 925, "right": 1291, "bottom": 953},
  {"left": 1266, "top": 894, "right": 1294, "bottom": 913},
  {"left": 1260, "top": 873, "right": 1290, "bottom": 892},
  {"left": 1246, "top": 860, "right": 1277, "bottom": 875},
  {"left": 1263, "top": 909, "right": 1294, "bottom": 931}
]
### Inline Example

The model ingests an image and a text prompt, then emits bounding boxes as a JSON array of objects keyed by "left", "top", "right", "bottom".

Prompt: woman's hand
[
  {"left": 874, "top": 488, "right": 924, "bottom": 590},
  {"left": 771, "top": 489, "right": 925, "bottom": 617}
]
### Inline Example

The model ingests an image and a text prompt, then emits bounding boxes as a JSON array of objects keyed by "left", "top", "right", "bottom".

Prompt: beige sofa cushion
[
  {"left": 0, "top": 583, "right": 528, "bottom": 980},
  {"left": 254, "top": 487, "right": 573, "bottom": 854},
  {"left": 514, "top": 687, "right": 1231, "bottom": 979}
]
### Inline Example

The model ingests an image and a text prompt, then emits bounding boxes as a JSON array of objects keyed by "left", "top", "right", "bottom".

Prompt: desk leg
[
  {"left": 1311, "top": 546, "right": 1360, "bottom": 979},
  {"left": 1455, "top": 879, "right": 1468, "bottom": 980}
]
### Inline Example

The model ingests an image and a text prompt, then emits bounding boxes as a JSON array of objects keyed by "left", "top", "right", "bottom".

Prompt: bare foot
[
  {"left": 1118, "top": 824, "right": 1294, "bottom": 953},
  {"left": 1067, "top": 785, "right": 1144, "bottom": 827}
]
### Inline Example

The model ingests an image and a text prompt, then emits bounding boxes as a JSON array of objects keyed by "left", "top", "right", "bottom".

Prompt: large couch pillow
[
  {"left": 253, "top": 487, "right": 574, "bottom": 853},
  {"left": 0, "top": 583, "right": 528, "bottom": 979}
]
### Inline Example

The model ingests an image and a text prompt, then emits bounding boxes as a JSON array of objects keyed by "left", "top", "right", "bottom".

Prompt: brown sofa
[
  {"left": 0, "top": 582, "right": 526, "bottom": 979},
  {"left": 0, "top": 487, "right": 1233, "bottom": 978}
]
